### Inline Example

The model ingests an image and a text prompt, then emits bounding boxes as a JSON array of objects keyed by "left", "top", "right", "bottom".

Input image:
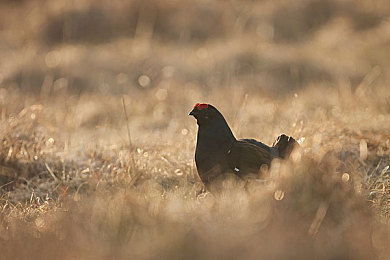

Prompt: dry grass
[{"left": 0, "top": 0, "right": 390, "bottom": 259}]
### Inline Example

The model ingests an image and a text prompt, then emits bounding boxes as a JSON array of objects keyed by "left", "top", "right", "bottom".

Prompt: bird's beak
[{"left": 189, "top": 109, "right": 197, "bottom": 117}]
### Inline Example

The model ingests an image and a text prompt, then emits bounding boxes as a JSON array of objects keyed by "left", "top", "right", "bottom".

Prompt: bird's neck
[{"left": 197, "top": 118, "right": 236, "bottom": 148}]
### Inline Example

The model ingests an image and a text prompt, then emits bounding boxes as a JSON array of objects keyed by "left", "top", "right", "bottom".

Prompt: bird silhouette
[{"left": 189, "top": 103, "right": 297, "bottom": 185}]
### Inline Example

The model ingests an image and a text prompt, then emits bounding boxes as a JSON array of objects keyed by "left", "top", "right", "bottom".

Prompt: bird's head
[
  {"left": 189, "top": 103, "right": 220, "bottom": 126},
  {"left": 189, "top": 103, "right": 236, "bottom": 139}
]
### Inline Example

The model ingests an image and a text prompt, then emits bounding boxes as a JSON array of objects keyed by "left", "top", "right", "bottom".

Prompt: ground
[{"left": 0, "top": 0, "right": 390, "bottom": 259}]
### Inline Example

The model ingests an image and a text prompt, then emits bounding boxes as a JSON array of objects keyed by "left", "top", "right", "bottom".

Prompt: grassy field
[{"left": 0, "top": 0, "right": 390, "bottom": 259}]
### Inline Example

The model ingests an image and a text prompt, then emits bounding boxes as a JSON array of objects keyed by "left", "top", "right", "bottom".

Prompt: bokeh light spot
[
  {"left": 45, "top": 51, "right": 61, "bottom": 68},
  {"left": 138, "top": 75, "right": 151, "bottom": 88},
  {"left": 342, "top": 173, "right": 350, "bottom": 183},
  {"left": 155, "top": 88, "right": 168, "bottom": 101},
  {"left": 274, "top": 190, "right": 285, "bottom": 201}
]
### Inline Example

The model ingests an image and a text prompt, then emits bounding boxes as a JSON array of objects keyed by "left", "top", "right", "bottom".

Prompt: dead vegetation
[{"left": 0, "top": 0, "right": 390, "bottom": 259}]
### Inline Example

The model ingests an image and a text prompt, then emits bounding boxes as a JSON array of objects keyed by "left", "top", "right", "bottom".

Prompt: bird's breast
[{"left": 195, "top": 139, "right": 232, "bottom": 176}]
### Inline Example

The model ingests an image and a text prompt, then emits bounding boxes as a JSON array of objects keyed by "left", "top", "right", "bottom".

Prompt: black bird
[{"left": 189, "top": 103, "right": 297, "bottom": 185}]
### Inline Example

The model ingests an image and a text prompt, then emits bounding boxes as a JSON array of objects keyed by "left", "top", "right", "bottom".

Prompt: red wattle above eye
[{"left": 197, "top": 104, "right": 208, "bottom": 110}]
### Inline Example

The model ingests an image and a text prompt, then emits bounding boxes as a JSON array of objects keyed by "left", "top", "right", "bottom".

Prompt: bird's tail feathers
[{"left": 272, "top": 134, "right": 298, "bottom": 159}]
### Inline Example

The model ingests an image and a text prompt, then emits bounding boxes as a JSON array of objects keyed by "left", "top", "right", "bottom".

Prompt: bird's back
[
  {"left": 227, "top": 139, "right": 274, "bottom": 178},
  {"left": 226, "top": 135, "right": 298, "bottom": 178}
]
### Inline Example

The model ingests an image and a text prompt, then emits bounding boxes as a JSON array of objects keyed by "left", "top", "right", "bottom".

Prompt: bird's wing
[
  {"left": 240, "top": 138, "right": 279, "bottom": 157},
  {"left": 239, "top": 138, "right": 271, "bottom": 151},
  {"left": 227, "top": 140, "right": 274, "bottom": 176}
]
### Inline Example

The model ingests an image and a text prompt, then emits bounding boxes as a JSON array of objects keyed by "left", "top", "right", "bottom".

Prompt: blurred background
[
  {"left": 1, "top": 1, "right": 390, "bottom": 259},
  {"left": 1, "top": 0, "right": 390, "bottom": 209},
  {"left": 1, "top": 0, "right": 389, "bottom": 148},
  {"left": 1, "top": 0, "right": 389, "bottom": 110},
  {"left": 1, "top": 0, "right": 390, "bottom": 210}
]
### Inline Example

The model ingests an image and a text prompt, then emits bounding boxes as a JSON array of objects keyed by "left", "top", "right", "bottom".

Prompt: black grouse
[{"left": 189, "top": 103, "right": 297, "bottom": 185}]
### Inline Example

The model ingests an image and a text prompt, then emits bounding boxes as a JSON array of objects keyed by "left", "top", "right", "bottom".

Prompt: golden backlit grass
[
  {"left": 0, "top": 0, "right": 390, "bottom": 259},
  {"left": 0, "top": 85, "right": 389, "bottom": 259}
]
